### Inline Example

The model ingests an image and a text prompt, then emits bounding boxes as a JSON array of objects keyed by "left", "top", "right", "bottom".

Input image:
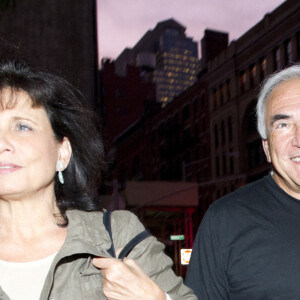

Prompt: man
[{"left": 186, "top": 64, "right": 300, "bottom": 299}]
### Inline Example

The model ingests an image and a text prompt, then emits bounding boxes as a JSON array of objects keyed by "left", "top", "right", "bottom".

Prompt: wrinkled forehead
[
  {"left": 266, "top": 78, "right": 300, "bottom": 104},
  {"left": 0, "top": 87, "right": 40, "bottom": 111}
]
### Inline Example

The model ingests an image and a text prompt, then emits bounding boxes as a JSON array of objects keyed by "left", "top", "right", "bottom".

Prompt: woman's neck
[{"left": 0, "top": 192, "right": 67, "bottom": 262}]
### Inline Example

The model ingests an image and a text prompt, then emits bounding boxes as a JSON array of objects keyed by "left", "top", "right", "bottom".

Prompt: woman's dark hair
[{"left": 0, "top": 60, "right": 105, "bottom": 220}]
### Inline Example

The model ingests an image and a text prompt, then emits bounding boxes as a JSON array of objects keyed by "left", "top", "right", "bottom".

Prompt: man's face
[{"left": 263, "top": 78, "right": 300, "bottom": 199}]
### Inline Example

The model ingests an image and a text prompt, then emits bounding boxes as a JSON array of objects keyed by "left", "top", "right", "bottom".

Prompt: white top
[{"left": 0, "top": 252, "right": 57, "bottom": 300}]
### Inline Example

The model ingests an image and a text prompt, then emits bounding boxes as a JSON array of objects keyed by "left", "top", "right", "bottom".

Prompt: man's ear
[
  {"left": 58, "top": 137, "right": 72, "bottom": 170},
  {"left": 262, "top": 139, "right": 271, "bottom": 163}
]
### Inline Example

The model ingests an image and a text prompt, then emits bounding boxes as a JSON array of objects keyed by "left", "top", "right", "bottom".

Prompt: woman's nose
[{"left": 0, "top": 133, "right": 14, "bottom": 153}]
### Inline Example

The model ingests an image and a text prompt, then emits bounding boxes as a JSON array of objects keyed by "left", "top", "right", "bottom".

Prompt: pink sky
[{"left": 97, "top": 0, "right": 285, "bottom": 64}]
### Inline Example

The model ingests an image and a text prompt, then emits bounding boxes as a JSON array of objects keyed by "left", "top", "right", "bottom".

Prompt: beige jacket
[{"left": 0, "top": 210, "right": 197, "bottom": 300}]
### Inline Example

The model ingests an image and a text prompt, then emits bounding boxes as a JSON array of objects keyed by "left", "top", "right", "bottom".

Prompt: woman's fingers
[{"left": 92, "top": 256, "right": 167, "bottom": 300}]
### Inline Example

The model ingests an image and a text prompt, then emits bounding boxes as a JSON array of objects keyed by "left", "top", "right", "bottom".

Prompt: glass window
[
  {"left": 213, "top": 88, "right": 217, "bottom": 110},
  {"left": 273, "top": 47, "right": 281, "bottom": 71},
  {"left": 284, "top": 39, "right": 292, "bottom": 66},
  {"left": 158, "top": 122, "right": 165, "bottom": 138},
  {"left": 226, "top": 79, "right": 231, "bottom": 100},
  {"left": 229, "top": 148, "right": 234, "bottom": 174},
  {"left": 220, "top": 84, "right": 224, "bottom": 105},
  {"left": 249, "top": 64, "right": 256, "bottom": 88},
  {"left": 239, "top": 71, "right": 246, "bottom": 93},
  {"left": 182, "top": 105, "right": 190, "bottom": 121},
  {"left": 221, "top": 120, "right": 225, "bottom": 145},
  {"left": 193, "top": 98, "right": 198, "bottom": 115},
  {"left": 201, "top": 93, "right": 206, "bottom": 108},
  {"left": 202, "top": 116, "right": 206, "bottom": 131},
  {"left": 228, "top": 116, "right": 233, "bottom": 142},
  {"left": 214, "top": 124, "right": 219, "bottom": 148},
  {"left": 222, "top": 152, "right": 227, "bottom": 175},
  {"left": 183, "top": 128, "right": 190, "bottom": 143},
  {"left": 216, "top": 156, "right": 220, "bottom": 177},
  {"left": 259, "top": 57, "right": 267, "bottom": 81}
]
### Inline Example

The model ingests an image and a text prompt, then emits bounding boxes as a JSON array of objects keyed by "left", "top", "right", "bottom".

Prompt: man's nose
[{"left": 292, "top": 123, "right": 300, "bottom": 147}]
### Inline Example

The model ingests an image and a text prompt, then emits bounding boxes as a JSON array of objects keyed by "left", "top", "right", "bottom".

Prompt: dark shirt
[{"left": 186, "top": 175, "right": 300, "bottom": 299}]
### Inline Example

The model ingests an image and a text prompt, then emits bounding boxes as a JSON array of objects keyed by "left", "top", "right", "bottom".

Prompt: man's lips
[{"left": 291, "top": 156, "right": 300, "bottom": 162}]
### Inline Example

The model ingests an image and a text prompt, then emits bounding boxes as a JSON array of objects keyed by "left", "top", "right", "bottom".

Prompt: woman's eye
[{"left": 16, "top": 123, "right": 32, "bottom": 131}]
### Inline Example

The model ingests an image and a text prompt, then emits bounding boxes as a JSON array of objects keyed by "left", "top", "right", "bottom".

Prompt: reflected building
[{"left": 115, "top": 19, "right": 199, "bottom": 105}]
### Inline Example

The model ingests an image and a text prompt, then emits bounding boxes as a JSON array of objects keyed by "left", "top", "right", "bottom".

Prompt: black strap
[
  {"left": 103, "top": 211, "right": 151, "bottom": 259},
  {"left": 118, "top": 230, "right": 151, "bottom": 260},
  {"left": 103, "top": 211, "right": 116, "bottom": 257}
]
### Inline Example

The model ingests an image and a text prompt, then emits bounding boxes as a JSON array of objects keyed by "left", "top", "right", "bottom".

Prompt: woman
[{"left": 0, "top": 60, "right": 197, "bottom": 300}]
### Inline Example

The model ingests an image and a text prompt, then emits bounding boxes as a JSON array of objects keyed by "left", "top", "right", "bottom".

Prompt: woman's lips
[{"left": 0, "top": 163, "right": 22, "bottom": 174}]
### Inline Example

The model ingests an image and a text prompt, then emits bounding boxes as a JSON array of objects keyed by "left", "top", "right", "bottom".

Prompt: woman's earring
[{"left": 56, "top": 161, "right": 64, "bottom": 185}]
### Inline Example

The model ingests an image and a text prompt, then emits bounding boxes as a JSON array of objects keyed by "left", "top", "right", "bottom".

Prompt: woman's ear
[{"left": 58, "top": 137, "right": 72, "bottom": 170}]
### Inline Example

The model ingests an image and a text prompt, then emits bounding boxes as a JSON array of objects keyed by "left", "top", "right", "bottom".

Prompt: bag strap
[
  {"left": 103, "top": 211, "right": 151, "bottom": 259},
  {"left": 103, "top": 211, "right": 116, "bottom": 257},
  {"left": 118, "top": 230, "right": 151, "bottom": 260}
]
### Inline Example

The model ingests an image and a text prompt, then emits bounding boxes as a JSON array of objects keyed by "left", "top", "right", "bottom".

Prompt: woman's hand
[{"left": 92, "top": 255, "right": 167, "bottom": 300}]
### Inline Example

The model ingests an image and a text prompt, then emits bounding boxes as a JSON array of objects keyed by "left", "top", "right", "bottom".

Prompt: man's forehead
[
  {"left": 268, "top": 78, "right": 300, "bottom": 101},
  {"left": 266, "top": 81, "right": 300, "bottom": 114}
]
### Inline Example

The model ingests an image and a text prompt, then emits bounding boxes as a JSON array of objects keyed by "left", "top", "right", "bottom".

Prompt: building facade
[
  {"left": 115, "top": 19, "right": 199, "bottom": 105},
  {"left": 108, "top": 0, "right": 300, "bottom": 221},
  {"left": 205, "top": 0, "right": 300, "bottom": 201},
  {"left": 0, "top": 0, "right": 99, "bottom": 106},
  {"left": 100, "top": 59, "right": 157, "bottom": 143},
  {"left": 100, "top": 0, "right": 300, "bottom": 274}
]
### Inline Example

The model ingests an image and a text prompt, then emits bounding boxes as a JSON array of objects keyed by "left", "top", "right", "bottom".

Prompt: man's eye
[{"left": 277, "top": 123, "right": 288, "bottom": 128}]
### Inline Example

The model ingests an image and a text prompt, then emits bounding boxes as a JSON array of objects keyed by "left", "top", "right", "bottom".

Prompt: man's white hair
[{"left": 256, "top": 64, "right": 300, "bottom": 139}]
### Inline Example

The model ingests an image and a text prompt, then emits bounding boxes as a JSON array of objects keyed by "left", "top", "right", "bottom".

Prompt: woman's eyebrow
[{"left": 11, "top": 116, "right": 39, "bottom": 125}]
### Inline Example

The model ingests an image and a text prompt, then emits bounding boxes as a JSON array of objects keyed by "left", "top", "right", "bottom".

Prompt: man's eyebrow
[{"left": 270, "top": 114, "right": 290, "bottom": 126}]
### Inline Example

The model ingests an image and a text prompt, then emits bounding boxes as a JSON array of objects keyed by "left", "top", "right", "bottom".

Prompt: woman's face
[{"left": 0, "top": 88, "right": 71, "bottom": 201}]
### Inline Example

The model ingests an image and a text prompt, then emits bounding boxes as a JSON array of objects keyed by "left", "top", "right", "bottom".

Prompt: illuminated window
[
  {"left": 239, "top": 71, "right": 246, "bottom": 93},
  {"left": 259, "top": 57, "right": 267, "bottom": 81},
  {"left": 249, "top": 64, "right": 256, "bottom": 88}
]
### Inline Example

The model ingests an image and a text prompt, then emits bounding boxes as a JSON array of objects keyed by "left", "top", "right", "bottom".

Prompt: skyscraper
[{"left": 115, "top": 19, "right": 199, "bottom": 105}]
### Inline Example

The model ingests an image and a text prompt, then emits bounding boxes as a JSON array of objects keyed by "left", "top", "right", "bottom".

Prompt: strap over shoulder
[
  {"left": 103, "top": 210, "right": 151, "bottom": 259},
  {"left": 103, "top": 210, "right": 116, "bottom": 257}
]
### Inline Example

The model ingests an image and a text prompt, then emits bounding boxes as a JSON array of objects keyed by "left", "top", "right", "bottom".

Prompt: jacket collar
[
  {"left": 58, "top": 210, "right": 113, "bottom": 258},
  {"left": 40, "top": 210, "right": 112, "bottom": 300}
]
